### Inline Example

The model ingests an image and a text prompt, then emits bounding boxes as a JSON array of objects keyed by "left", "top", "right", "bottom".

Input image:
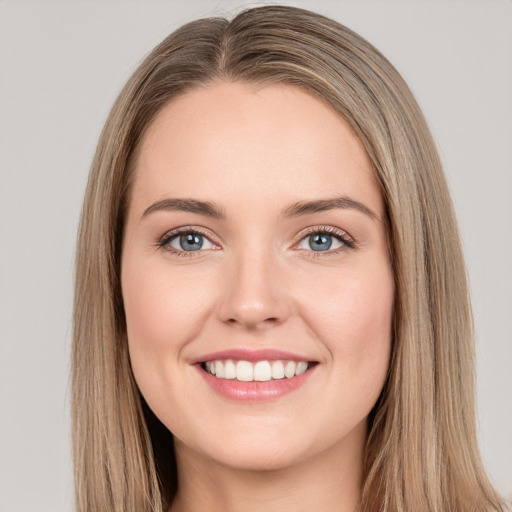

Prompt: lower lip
[{"left": 196, "top": 364, "right": 316, "bottom": 401}]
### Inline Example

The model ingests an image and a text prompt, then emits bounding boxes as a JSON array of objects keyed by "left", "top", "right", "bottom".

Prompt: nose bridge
[{"left": 217, "top": 239, "right": 290, "bottom": 328}]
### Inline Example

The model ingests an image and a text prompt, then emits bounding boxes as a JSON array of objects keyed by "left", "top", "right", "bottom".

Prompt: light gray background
[{"left": 0, "top": 1, "right": 511, "bottom": 510}]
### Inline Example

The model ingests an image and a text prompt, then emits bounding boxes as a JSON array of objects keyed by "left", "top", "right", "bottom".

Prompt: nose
[{"left": 217, "top": 249, "right": 292, "bottom": 330}]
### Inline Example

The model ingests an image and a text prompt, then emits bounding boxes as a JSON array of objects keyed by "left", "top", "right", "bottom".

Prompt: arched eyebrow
[
  {"left": 283, "top": 197, "right": 378, "bottom": 221},
  {"left": 141, "top": 196, "right": 377, "bottom": 221},
  {"left": 142, "top": 198, "right": 225, "bottom": 219}
]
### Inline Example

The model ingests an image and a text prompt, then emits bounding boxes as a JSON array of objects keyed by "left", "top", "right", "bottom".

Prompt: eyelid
[
  {"left": 155, "top": 224, "right": 355, "bottom": 256},
  {"left": 157, "top": 226, "right": 221, "bottom": 255},
  {"left": 293, "top": 225, "right": 355, "bottom": 253}
]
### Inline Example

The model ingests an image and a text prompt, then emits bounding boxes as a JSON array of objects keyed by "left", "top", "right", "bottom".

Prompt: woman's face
[{"left": 121, "top": 82, "right": 394, "bottom": 471}]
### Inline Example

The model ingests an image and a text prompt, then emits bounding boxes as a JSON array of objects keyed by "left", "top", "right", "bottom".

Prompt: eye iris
[
  {"left": 180, "top": 233, "right": 203, "bottom": 251},
  {"left": 309, "top": 233, "right": 332, "bottom": 251}
]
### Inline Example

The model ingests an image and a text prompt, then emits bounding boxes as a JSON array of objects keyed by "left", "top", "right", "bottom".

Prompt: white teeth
[
  {"left": 236, "top": 360, "right": 253, "bottom": 381},
  {"left": 284, "top": 361, "right": 296, "bottom": 378},
  {"left": 254, "top": 361, "right": 272, "bottom": 381},
  {"left": 203, "top": 359, "right": 310, "bottom": 381},
  {"left": 271, "top": 360, "right": 285, "bottom": 379},
  {"left": 215, "top": 360, "right": 225, "bottom": 378},
  {"left": 224, "top": 360, "right": 236, "bottom": 379},
  {"left": 295, "top": 361, "right": 308, "bottom": 375}
]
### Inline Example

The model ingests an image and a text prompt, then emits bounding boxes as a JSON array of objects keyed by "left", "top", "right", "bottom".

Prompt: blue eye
[
  {"left": 163, "top": 231, "right": 217, "bottom": 253},
  {"left": 176, "top": 233, "right": 203, "bottom": 251},
  {"left": 308, "top": 233, "right": 333, "bottom": 251},
  {"left": 296, "top": 229, "right": 351, "bottom": 252}
]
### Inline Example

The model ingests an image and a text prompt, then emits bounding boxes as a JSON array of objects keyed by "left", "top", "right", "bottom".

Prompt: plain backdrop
[{"left": 0, "top": 1, "right": 511, "bottom": 510}]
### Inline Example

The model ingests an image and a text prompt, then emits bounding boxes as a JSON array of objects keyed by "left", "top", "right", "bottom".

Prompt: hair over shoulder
[{"left": 72, "top": 5, "right": 505, "bottom": 512}]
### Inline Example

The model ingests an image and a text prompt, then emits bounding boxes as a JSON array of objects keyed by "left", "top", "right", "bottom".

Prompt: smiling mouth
[{"left": 200, "top": 359, "right": 317, "bottom": 382}]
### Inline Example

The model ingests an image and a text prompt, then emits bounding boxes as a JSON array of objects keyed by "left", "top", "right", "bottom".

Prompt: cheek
[
  {"left": 121, "top": 257, "right": 216, "bottom": 404},
  {"left": 121, "top": 257, "right": 223, "bottom": 436},
  {"left": 297, "top": 262, "right": 394, "bottom": 381},
  {"left": 123, "top": 261, "right": 210, "bottom": 349}
]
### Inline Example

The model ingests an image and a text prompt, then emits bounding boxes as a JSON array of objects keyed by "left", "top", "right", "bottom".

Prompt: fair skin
[{"left": 121, "top": 81, "right": 394, "bottom": 512}]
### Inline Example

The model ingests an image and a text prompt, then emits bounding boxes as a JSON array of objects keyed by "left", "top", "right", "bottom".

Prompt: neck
[{"left": 169, "top": 422, "right": 365, "bottom": 512}]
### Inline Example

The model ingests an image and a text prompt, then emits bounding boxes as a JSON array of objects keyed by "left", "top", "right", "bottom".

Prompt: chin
[
  {"left": 200, "top": 440, "right": 311, "bottom": 473},
  {"left": 173, "top": 413, "right": 367, "bottom": 475}
]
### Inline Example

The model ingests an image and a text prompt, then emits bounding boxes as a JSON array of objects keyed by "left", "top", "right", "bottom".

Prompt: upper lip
[{"left": 190, "top": 348, "right": 317, "bottom": 365}]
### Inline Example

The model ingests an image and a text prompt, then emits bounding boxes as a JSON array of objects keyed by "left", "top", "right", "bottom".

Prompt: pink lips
[
  {"left": 193, "top": 348, "right": 317, "bottom": 402},
  {"left": 191, "top": 348, "right": 313, "bottom": 364}
]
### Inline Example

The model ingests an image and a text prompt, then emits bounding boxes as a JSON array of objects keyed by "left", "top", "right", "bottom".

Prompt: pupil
[
  {"left": 180, "top": 233, "right": 203, "bottom": 251},
  {"left": 309, "top": 233, "right": 332, "bottom": 251}
]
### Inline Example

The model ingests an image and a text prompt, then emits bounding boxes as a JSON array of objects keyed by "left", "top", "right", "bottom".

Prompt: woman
[{"left": 72, "top": 5, "right": 506, "bottom": 512}]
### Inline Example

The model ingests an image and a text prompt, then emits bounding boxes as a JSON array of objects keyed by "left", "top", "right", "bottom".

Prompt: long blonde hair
[{"left": 72, "top": 6, "right": 504, "bottom": 512}]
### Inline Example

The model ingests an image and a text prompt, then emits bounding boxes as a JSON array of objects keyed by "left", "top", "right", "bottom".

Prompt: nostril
[{"left": 227, "top": 316, "right": 280, "bottom": 328}]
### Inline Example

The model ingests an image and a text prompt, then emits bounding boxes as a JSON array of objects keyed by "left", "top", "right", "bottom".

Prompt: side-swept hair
[{"left": 72, "top": 6, "right": 504, "bottom": 512}]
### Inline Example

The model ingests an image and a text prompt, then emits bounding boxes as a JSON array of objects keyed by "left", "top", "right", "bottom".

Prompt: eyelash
[
  {"left": 298, "top": 225, "right": 355, "bottom": 258},
  {"left": 157, "top": 226, "right": 219, "bottom": 257},
  {"left": 156, "top": 225, "right": 355, "bottom": 257}
]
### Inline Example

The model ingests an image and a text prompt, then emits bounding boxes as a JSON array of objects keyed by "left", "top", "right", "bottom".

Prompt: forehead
[{"left": 131, "top": 81, "right": 383, "bottom": 218}]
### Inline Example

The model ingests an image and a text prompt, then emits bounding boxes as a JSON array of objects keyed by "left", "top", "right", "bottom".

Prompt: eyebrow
[
  {"left": 142, "top": 198, "right": 225, "bottom": 219},
  {"left": 141, "top": 195, "right": 377, "bottom": 221},
  {"left": 283, "top": 196, "right": 378, "bottom": 221}
]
